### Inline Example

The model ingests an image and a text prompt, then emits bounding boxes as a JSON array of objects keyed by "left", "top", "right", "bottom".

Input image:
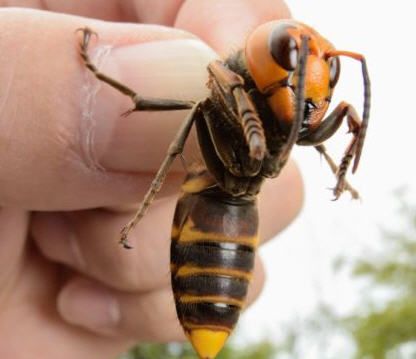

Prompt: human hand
[{"left": 0, "top": 1, "right": 302, "bottom": 358}]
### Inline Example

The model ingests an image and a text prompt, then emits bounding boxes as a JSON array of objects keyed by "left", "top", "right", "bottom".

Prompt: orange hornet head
[{"left": 245, "top": 20, "right": 341, "bottom": 136}]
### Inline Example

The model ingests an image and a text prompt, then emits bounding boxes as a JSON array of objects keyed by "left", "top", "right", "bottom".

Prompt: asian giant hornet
[{"left": 77, "top": 19, "right": 370, "bottom": 359}]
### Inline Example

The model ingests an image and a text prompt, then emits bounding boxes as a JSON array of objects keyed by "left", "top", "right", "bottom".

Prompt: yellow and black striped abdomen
[{"left": 171, "top": 174, "right": 259, "bottom": 358}]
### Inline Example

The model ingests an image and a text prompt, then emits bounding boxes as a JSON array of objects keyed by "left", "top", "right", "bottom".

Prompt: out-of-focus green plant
[
  {"left": 345, "top": 190, "right": 416, "bottom": 358},
  {"left": 263, "top": 190, "right": 416, "bottom": 358}
]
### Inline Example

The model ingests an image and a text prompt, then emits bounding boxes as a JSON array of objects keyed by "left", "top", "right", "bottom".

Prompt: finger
[
  {"left": 3, "top": 0, "right": 136, "bottom": 22},
  {"left": 0, "top": 9, "right": 216, "bottom": 210},
  {"left": 6, "top": 0, "right": 186, "bottom": 24},
  {"left": 32, "top": 160, "right": 302, "bottom": 292},
  {"left": 0, "top": 208, "right": 28, "bottom": 288},
  {"left": 258, "top": 160, "right": 304, "bottom": 241},
  {"left": 175, "top": 0, "right": 291, "bottom": 55},
  {"left": 56, "top": 257, "right": 265, "bottom": 340},
  {"left": 33, "top": 196, "right": 177, "bottom": 292},
  {"left": 57, "top": 277, "right": 182, "bottom": 341},
  {"left": 131, "top": 0, "right": 186, "bottom": 24}
]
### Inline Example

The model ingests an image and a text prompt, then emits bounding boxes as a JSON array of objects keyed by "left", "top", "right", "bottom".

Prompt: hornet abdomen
[{"left": 171, "top": 171, "right": 259, "bottom": 359}]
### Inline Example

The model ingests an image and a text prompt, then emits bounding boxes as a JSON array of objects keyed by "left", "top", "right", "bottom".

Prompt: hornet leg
[
  {"left": 298, "top": 102, "right": 363, "bottom": 199},
  {"left": 315, "top": 144, "right": 359, "bottom": 199},
  {"left": 119, "top": 104, "right": 200, "bottom": 248},
  {"left": 77, "top": 27, "right": 195, "bottom": 114}
]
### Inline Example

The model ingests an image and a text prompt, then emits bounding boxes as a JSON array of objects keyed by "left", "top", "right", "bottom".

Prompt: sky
[{"left": 237, "top": 0, "right": 416, "bottom": 355}]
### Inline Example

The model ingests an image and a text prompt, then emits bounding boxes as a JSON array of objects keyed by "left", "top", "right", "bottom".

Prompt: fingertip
[
  {"left": 57, "top": 277, "right": 184, "bottom": 342},
  {"left": 175, "top": 0, "right": 291, "bottom": 55},
  {"left": 57, "top": 278, "right": 121, "bottom": 336},
  {"left": 246, "top": 256, "right": 266, "bottom": 305},
  {"left": 258, "top": 160, "right": 304, "bottom": 242}
]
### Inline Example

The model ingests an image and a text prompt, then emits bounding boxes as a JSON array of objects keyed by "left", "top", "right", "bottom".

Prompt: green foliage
[
  {"left": 350, "top": 298, "right": 416, "bottom": 358},
  {"left": 345, "top": 192, "right": 416, "bottom": 358},
  {"left": 121, "top": 340, "right": 277, "bottom": 359}
]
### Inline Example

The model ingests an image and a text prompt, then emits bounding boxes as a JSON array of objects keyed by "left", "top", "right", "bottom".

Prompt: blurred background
[{"left": 123, "top": 0, "right": 416, "bottom": 358}]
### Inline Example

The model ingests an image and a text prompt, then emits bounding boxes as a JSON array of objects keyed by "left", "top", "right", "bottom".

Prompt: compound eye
[
  {"left": 329, "top": 56, "right": 341, "bottom": 87},
  {"left": 269, "top": 25, "right": 299, "bottom": 71}
]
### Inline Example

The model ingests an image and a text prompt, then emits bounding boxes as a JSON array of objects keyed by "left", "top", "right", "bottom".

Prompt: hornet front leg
[
  {"left": 297, "top": 101, "right": 363, "bottom": 200},
  {"left": 77, "top": 27, "right": 195, "bottom": 114}
]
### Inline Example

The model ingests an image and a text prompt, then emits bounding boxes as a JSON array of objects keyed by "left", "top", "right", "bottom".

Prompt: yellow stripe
[
  {"left": 181, "top": 173, "right": 216, "bottom": 194},
  {"left": 174, "top": 265, "right": 252, "bottom": 281},
  {"left": 179, "top": 295, "right": 245, "bottom": 308},
  {"left": 171, "top": 225, "right": 180, "bottom": 239},
  {"left": 179, "top": 218, "right": 259, "bottom": 247}
]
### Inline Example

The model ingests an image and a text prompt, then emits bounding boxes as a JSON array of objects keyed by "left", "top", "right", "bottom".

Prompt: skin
[{"left": 0, "top": 1, "right": 303, "bottom": 358}]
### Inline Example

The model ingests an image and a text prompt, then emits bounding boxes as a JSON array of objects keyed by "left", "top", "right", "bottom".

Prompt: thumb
[{"left": 0, "top": 8, "right": 216, "bottom": 210}]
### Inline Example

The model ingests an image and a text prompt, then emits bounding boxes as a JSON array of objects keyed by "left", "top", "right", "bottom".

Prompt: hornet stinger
[{"left": 77, "top": 19, "right": 370, "bottom": 359}]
